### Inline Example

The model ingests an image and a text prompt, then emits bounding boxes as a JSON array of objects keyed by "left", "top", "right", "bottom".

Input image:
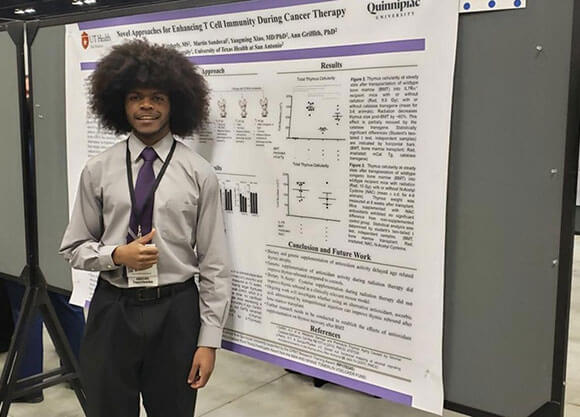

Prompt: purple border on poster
[
  {"left": 80, "top": 38, "right": 425, "bottom": 70},
  {"left": 78, "top": 0, "right": 333, "bottom": 30},
  {"left": 221, "top": 340, "right": 413, "bottom": 406}
]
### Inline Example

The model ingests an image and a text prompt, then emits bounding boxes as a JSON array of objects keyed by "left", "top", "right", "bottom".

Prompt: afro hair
[{"left": 89, "top": 39, "right": 209, "bottom": 136}]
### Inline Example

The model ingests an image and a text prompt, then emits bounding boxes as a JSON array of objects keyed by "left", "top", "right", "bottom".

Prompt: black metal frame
[
  {"left": 0, "top": 0, "right": 576, "bottom": 416},
  {"left": 0, "top": 21, "right": 87, "bottom": 417},
  {"left": 550, "top": 0, "right": 580, "bottom": 413}
]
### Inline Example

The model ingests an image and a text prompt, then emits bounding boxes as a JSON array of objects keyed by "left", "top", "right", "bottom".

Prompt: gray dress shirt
[{"left": 59, "top": 132, "right": 231, "bottom": 348}]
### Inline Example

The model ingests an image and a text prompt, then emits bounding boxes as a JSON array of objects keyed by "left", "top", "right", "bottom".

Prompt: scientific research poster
[{"left": 65, "top": 1, "right": 458, "bottom": 413}]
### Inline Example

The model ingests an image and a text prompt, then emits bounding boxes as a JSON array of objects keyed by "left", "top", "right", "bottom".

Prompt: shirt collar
[{"left": 128, "top": 131, "right": 173, "bottom": 163}]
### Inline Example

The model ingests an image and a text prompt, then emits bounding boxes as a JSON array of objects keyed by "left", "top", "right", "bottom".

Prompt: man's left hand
[{"left": 187, "top": 347, "right": 216, "bottom": 389}]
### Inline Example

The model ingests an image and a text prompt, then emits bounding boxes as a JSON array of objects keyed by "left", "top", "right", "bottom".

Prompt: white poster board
[{"left": 65, "top": 0, "right": 458, "bottom": 413}]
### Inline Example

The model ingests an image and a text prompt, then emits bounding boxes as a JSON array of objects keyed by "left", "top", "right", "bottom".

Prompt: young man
[{"left": 60, "top": 40, "right": 231, "bottom": 417}]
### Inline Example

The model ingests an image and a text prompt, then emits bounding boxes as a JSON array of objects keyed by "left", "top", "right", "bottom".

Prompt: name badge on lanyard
[
  {"left": 125, "top": 139, "right": 177, "bottom": 287},
  {"left": 127, "top": 246, "right": 159, "bottom": 288}
]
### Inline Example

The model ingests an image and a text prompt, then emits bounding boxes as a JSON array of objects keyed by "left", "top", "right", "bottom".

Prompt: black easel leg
[
  {"left": 313, "top": 377, "right": 328, "bottom": 388},
  {"left": 40, "top": 296, "right": 87, "bottom": 414},
  {"left": 0, "top": 20, "right": 88, "bottom": 417},
  {"left": 0, "top": 279, "right": 88, "bottom": 417},
  {"left": 0, "top": 286, "right": 38, "bottom": 417}
]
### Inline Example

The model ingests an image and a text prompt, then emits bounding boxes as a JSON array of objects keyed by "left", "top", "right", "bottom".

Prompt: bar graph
[
  {"left": 224, "top": 189, "right": 234, "bottom": 211},
  {"left": 250, "top": 192, "right": 258, "bottom": 214},
  {"left": 218, "top": 172, "right": 259, "bottom": 216},
  {"left": 240, "top": 194, "right": 248, "bottom": 213}
]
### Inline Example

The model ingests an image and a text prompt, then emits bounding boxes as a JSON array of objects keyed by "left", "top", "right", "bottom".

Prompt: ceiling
[{"left": 0, "top": 0, "right": 186, "bottom": 22}]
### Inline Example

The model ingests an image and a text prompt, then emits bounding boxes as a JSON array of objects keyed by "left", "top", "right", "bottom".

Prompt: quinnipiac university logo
[{"left": 367, "top": 0, "right": 421, "bottom": 19}]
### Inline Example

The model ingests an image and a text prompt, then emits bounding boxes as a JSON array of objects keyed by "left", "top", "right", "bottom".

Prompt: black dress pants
[{"left": 80, "top": 279, "right": 200, "bottom": 417}]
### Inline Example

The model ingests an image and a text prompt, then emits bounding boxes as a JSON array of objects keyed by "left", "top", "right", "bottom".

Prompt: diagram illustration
[
  {"left": 282, "top": 173, "right": 340, "bottom": 222},
  {"left": 259, "top": 97, "right": 269, "bottom": 118},
  {"left": 218, "top": 173, "right": 259, "bottom": 216},
  {"left": 239, "top": 98, "right": 248, "bottom": 118},
  {"left": 217, "top": 98, "right": 227, "bottom": 118},
  {"left": 283, "top": 85, "right": 347, "bottom": 141},
  {"left": 210, "top": 88, "right": 268, "bottom": 121}
]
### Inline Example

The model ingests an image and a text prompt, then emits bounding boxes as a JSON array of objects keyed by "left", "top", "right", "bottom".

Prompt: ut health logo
[
  {"left": 81, "top": 32, "right": 89, "bottom": 49},
  {"left": 80, "top": 32, "right": 112, "bottom": 49},
  {"left": 367, "top": 0, "right": 421, "bottom": 17}
]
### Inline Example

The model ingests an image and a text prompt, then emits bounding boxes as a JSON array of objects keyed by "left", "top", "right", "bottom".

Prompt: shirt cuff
[
  {"left": 100, "top": 245, "right": 121, "bottom": 271},
  {"left": 197, "top": 324, "right": 223, "bottom": 348}
]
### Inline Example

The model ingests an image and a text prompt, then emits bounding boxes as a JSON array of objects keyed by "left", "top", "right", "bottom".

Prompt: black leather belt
[{"left": 100, "top": 278, "right": 195, "bottom": 302}]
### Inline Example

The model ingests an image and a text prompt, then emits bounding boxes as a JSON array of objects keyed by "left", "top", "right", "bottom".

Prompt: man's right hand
[{"left": 112, "top": 229, "right": 159, "bottom": 270}]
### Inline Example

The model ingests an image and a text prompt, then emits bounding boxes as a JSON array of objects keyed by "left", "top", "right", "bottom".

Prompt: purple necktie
[{"left": 127, "top": 147, "right": 157, "bottom": 243}]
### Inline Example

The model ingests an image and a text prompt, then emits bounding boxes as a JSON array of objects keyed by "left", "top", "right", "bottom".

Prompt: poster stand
[
  {"left": 0, "top": 0, "right": 576, "bottom": 415},
  {"left": 0, "top": 22, "right": 87, "bottom": 417}
]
